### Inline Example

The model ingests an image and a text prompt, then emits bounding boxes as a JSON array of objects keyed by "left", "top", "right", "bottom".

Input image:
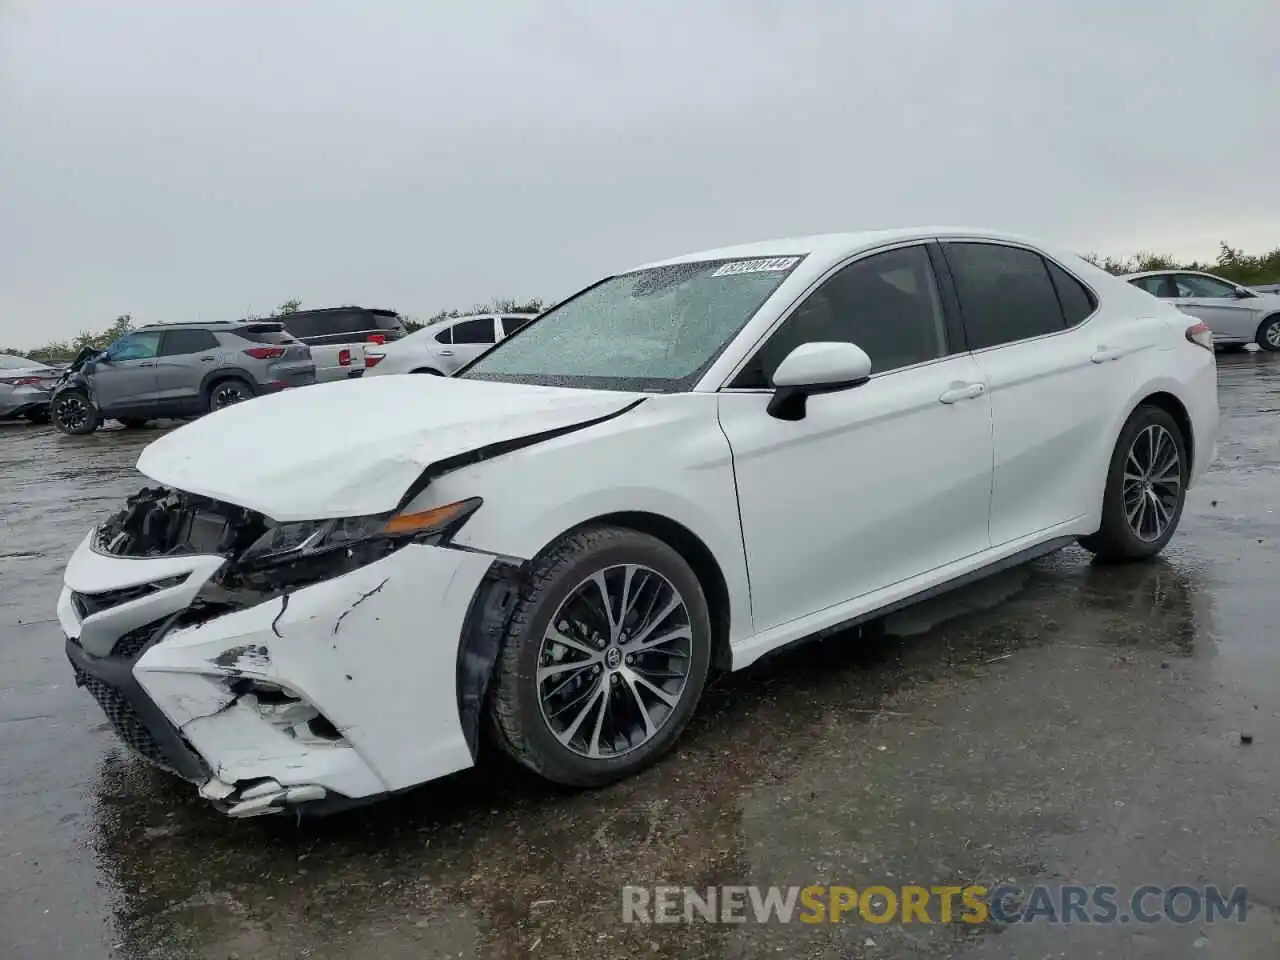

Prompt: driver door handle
[
  {"left": 1091, "top": 346, "right": 1124, "bottom": 363},
  {"left": 137, "top": 361, "right": 156, "bottom": 367},
  {"left": 439, "top": 350, "right": 454, "bottom": 356},
  {"left": 939, "top": 382, "right": 986, "bottom": 404}
]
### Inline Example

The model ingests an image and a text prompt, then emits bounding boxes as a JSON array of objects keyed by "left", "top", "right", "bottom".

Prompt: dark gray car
[{"left": 50, "top": 321, "right": 316, "bottom": 435}]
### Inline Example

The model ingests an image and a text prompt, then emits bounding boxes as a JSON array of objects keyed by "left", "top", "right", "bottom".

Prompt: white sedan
[
  {"left": 363, "top": 313, "right": 538, "bottom": 377},
  {"left": 59, "top": 228, "right": 1218, "bottom": 817}
]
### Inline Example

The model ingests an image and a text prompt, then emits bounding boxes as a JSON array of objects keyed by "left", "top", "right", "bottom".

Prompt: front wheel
[
  {"left": 489, "top": 526, "right": 712, "bottom": 787},
  {"left": 52, "top": 391, "right": 100, "bottom": 435},
  {"left": 1255, "top": 315, "right": 1280, "bottom": 352},
  {"left": 1078, "top": 405, "right": 1188, "bottom": 562}
]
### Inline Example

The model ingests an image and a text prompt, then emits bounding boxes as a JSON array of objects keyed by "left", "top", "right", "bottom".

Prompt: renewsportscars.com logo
[{"left": 622, "top": 884, "right": 1249, "bottom": 926}]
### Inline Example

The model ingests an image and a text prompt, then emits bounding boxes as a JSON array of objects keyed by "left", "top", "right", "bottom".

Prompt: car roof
[
  {"left": 1120, "top": 269, "right": 1219, "bottom": 280},
  {"left": 629, "top": 226, "right": 1070, "bottom": 282},
  {"left": 134, "top": 320, "right": 284, "bottom": 333}
]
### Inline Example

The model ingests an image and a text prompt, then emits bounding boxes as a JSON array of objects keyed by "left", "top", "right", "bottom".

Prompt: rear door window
[
  {"left": 451, "top": 317, "right": 496, "bottom": 344},
  {"left": 158, "top": 329, "right": 219, "bottom": 355},
  {"left": 434, "top": 326, "right": 452, "bottom": 344},
  {"left": 942, "top": 242, "right": 1067, "bottom": 349}
]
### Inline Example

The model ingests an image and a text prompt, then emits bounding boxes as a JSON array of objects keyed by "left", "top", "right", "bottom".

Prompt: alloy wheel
[
  {"left": 55, "top": 395, "right": 90, "bottom": 433},
  {"left": 537, "top": 563, "right": 693, "bottom": 759},
  {"left": 1123, "top": 423, "right": 1182, "bottom": 542},
  {"left": 212, "top": 383, "right": 248, "bottom": 409},
  {"left": 1264, "top": 320, "right": 1280, "bottom": 349}
]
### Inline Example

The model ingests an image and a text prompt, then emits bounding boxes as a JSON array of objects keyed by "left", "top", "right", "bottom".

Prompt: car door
[
  {"left": 716, "top": 243, "right": 994, "bottom": 634},
  {"left": 442, "top": 317, "right": 499, "bottom": 373},
  {"left": 940, "top": 241, "right": 1130, "bottom": 546},
  {"left": 153, "top": 328, "right": 222, "bottom": 412},
  {"left": 91, "top": 331, "right": 163, "bottom": 413},
  {"left": 1171, "top": 273, "right": 1260, "bottom": 342}
]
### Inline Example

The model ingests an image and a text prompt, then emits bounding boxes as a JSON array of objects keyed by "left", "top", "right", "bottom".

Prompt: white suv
[{"left": 364, "top": 313, "right": 537, "bottom": 377}]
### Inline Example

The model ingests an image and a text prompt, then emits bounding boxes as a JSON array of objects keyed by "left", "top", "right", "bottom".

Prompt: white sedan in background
[
  {"left": 59, "top": 227, "right": 1217, "bottom": 817},
  {"left": 364, "top": 313, "right": 538, "bottom": 376},
  {"left": 1123, "top": 269, "right": 1280, "bottom": 351}
]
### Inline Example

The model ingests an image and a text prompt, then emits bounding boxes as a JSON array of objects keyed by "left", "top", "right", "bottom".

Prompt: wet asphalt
[{"left": 1, "top": 354, "right": 1278, "bottom": 960}]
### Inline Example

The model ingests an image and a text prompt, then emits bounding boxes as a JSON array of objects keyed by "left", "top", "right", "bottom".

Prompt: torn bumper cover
[{"left": 59, "top": 490, "right": 517, "bottom": 818}]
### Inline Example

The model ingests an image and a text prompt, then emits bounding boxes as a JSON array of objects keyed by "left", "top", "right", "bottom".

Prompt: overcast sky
[{"left": 1, "top": 0, "right": 1277, "bottom": 347}]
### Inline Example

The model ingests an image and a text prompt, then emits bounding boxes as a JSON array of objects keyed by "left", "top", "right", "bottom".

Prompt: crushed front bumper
[{"left": 59, "top": 529, "right": 500, "bottom": 817}]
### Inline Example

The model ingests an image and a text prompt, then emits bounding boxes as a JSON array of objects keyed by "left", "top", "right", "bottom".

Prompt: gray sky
[{"left": 2, "top": 0, "right": 1277, "bottom": 347}]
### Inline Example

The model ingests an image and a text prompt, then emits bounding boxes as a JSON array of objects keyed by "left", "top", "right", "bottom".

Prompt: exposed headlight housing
[{"left": 237, "top": 498, "right": 483, "bottom": 568}]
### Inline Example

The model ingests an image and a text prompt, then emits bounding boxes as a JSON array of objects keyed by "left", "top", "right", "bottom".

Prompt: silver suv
[{"left": 50, "top": 321, "right": 315, "bottom": 435}]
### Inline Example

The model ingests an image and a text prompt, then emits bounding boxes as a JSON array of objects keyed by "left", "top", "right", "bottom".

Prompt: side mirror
[
  {"left": 766, "top": 341, "right": 872, "bottom": 421},
  {"left": 1235, "top": 286, "right": 1256, "bottom": 299}
]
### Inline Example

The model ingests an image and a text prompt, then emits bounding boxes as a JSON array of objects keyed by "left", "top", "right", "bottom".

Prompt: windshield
[{"left": 459, "top": 256, "right": 803, "bottom": 391}]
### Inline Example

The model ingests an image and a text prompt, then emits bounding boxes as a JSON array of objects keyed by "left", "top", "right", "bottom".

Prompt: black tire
[
  {"left": 1078, "top": 405, "right": 1188, "bottom": 563},
  {"left": 51, "top": 391, "right": 100, "bottom": 436},
  {"left": 206, "top": 377, "right": 254, "bottom": 413},
  {"left": 489, "top": 525, "right": 712, "bottom": 787},
  {"left": 117, "top": 417, "right": 150, "bottom": 429},
  {"left": 1255, "top": 315, "right": 1280, "bottom": 352},
  {"left": 1217, "top": 343, "right": 1248, "bottom": 354},
  {"left": 411, "top": 368, "right": 443, "bottom": 375},
  {"left": 25, "top": 409, "right": 50, "bottom": 425}
]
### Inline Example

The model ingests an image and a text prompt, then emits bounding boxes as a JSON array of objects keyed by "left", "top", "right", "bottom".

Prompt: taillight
[
  {"left": 365, "top": 353, "right": 385, "bottom": 368},
  {"left": 1185, "top": 322, "right": 1214, "bottom": 352},
  {"left": 244, "top": 346, "right": 286, "bottom": 360},
  {"left": 338, "top": 348, "right": 352, "bottom": 366},
  {"left": 0, "top": 376, "right": 44, "bottom": 386},
  {"left": 367, "top": 334, "right": 386, "bottom": 346}
]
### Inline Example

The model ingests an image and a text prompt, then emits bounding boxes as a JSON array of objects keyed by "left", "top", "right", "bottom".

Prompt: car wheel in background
[
  {"left": 1078, "top": 405, "right": 1188, "bottom": 563},
  {"left": 489, "top": 525, "right": 712, "bottom": 787},
  {"left": 206, "top": 377, "right": 254, "bottom": 413},
  {"left": 52, "top": 391, "right": 100, "bottom": 436},
  {"left": 116, "top": 418, "right": 150, "bottom": 429},
  {"left": 1217, "top": 343, "right": 1248, "bottom": 354},
  {"left": 25, "top": 408, "right": 50, "bottom": 425},
  {"left": 1255, "top": 315, "right": 1280, "bottom": 352},
  {"left": 411, "top": 368, "right": 443, "bottom": 375}
]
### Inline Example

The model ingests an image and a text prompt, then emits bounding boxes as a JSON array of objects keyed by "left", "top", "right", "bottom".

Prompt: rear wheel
[
  {"left": 489, "top": 526, "right": 712, "bottom": 787},
  {"left": 1255, "top": 315, "right": 1280, "bottom": 352},
  {"left": 1078, "top": 405, "right": 1188, "bottom": 562},
  {"left": 206, "top": 377, "right": 254, "bottom": 413},
  {"left": 52, "top": 391, "right": 100, "bottom": 436}
]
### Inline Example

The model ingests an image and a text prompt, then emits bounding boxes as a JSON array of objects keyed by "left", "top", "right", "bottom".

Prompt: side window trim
[
  {"left": 938, "top": 240, "right": 1101, "bottom": 353},
  {"left": 721, "top": 241, "right": 954, "bottom": 390}
]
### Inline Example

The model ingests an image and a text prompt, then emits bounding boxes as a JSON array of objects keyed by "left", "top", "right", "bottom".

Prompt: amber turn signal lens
[{"left": 382, "top": 498, "right": 481, "bottom": 536}]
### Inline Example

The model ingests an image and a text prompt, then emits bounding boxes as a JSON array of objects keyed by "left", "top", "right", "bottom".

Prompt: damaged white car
[{"left": 60, "top": 228, "right": 1219, "bottom": 817}]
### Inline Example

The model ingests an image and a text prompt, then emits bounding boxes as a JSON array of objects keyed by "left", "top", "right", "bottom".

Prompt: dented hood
[{"left": 135, "top": 376, "right": 645, "bottom": 521}]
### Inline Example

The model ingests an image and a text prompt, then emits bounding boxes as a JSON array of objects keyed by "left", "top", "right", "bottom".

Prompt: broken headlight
[{"left": 237, "top": 498, "right": 484, "bottom": 568}]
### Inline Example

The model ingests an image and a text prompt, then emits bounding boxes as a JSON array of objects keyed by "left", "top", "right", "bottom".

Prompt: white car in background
[
  {"left": 364, "top": 313, "right": 538, "bottom": 376},
  {"left": 1122, "top": 269, "right": 1280, "bottom": 352},
  {"left": 59, "top": 228, "right": 1218, "bottom": 818}
]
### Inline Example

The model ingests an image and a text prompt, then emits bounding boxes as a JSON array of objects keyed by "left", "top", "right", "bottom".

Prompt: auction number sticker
[{"left": 711, "top": 257, "right": 801, "bottom": 277}]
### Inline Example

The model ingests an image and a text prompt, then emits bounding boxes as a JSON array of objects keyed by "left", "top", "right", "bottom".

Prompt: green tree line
[
  {"left": 6, "top": 242, "right": 1279, "bottom": 363},
  {"left": 4, "top": 297, "right": 547, "bottom": 362}
]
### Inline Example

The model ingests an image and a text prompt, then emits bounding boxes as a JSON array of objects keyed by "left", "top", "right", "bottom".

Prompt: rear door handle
[
  {"left": 137, "top": 361, "right": 156, "bottom": 368},
  {"left": 439, "top": 350, "right": 454, "bottom": 356},
  {"left": 1091, "top": 347, "right": 1124, "bottom": 363},
  {"left": 200, "top": 356, "right": 216, "bottom": 362},
  {"left": 939, "top": 382, "right": 986, "bottom": 404}
]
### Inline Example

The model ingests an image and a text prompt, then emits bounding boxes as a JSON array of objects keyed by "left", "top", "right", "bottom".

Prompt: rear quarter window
[{"left": 236, "top": 325, "right": 298, "bottom": 344}]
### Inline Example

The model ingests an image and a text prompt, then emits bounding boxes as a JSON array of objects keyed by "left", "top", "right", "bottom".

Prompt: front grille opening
[
  {"left": 110, "top": 620, "right": 169, "bottom": 659},
  {"left": 72, "top": 574, "right": 189, "bottom": 620},
  {"left": 74, "top": 666, "right": 181, "bottom": 775}
]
